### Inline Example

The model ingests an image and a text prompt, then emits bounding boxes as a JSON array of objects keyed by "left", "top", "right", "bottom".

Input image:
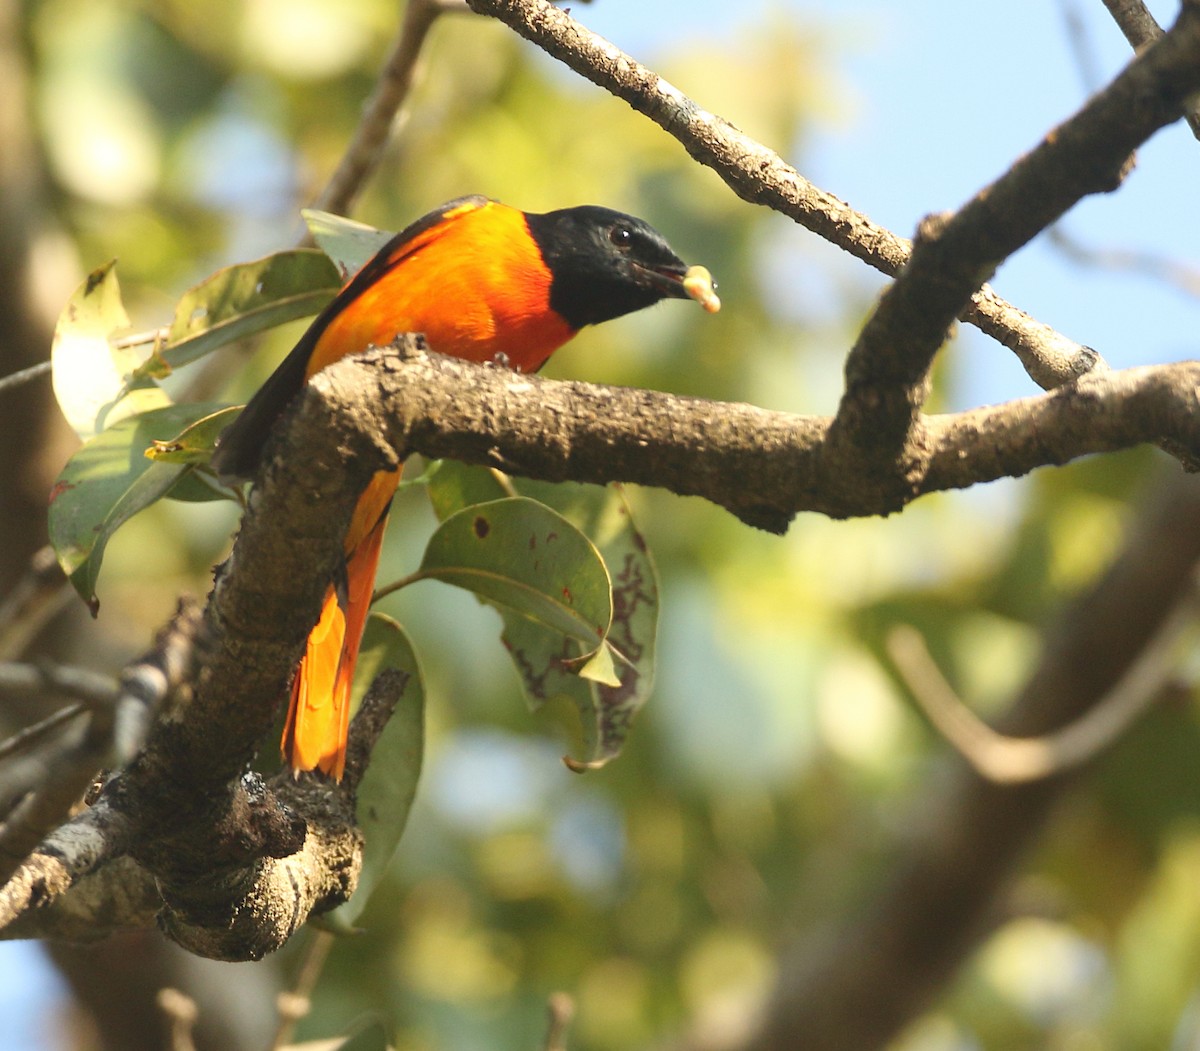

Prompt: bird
[{"left": 211, "top": 194, "right": 719, "bottom": 780}]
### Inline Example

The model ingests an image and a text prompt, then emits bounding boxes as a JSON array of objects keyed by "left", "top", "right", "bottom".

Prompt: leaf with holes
[
  {"left": 48, "top": 403, "right": 232, "bottom": 610},
  {"left": 154, "top": 249, "right": 340, "bottom": 374},
  {"left": 425, "top": 466, "right": 659, "bottom": 766},
  {"left": 420, "top": 497, "right": 613, "bottom": 648},
  {"left": 503, "top": 485, "right": 659, "bottom": 768},
  {"left": 302, "top": 209, "right": 394, "bottom": 281}
]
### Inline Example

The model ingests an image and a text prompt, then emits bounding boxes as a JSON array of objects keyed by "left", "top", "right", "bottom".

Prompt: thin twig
[
  {"left": 543, "top": 992, "right": 575, "bottom": 1051},
  {"left": 111, "top": 597, "right": 204, "bottom": 765},
  {"left": 466, "top": 0, "right": 1110, "bottom": 391},
  {"left": 886, "top": 605, "right": 1191, "bottom": 783},
  {"left": 0, "top": 709, "right": 114, "bottom": 883},
  {"left": 157, "top": 988, "right": 199, "bottom": 1051},
  {"left": 270, "top": 929, "right": 336, "bottom": 1051},
  {"left": 371, "top": 568, "right": 425, "bottom": 603},
  {"left": 1100, "top": 0, "right": 1200, "bottom": 137},
  {"left": 0, "top": 360, "right": 51, "bottom": 396},
  {"left": 1059, "top": 0, "right": 1103, "bottom": 91},
  {"left": 1048, "top": 225, "right": 1200, "bottom": 297},
  {"left": 310, "top": 0, "right": 459, "bottom": 218},
  {"left": 0, "top": 599, "right": 202, "bottom": 885},
  {"left": 0, "top": 661, "right": 118, "bottom": 708},
  {"left": 0, "top": 545, "right": 71, "bottom": 661},
  {"left": 0, "top": 703, "right": 86, "bottom": 762}
]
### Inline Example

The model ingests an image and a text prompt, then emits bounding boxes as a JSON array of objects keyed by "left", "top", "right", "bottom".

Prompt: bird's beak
[{"left": 633, "top": 262, "right": 721, "bottom": 313}]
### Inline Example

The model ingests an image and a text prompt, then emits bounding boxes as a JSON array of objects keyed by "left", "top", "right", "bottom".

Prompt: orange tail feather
[{"left": 283, "top": 470, "right": 396, "bottom": 780}]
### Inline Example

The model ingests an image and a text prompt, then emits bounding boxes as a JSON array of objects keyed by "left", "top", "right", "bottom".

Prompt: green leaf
[
  {"left": 574, "top": 487, "right": 661, "bottom": 766},
  {"left": 156, "top": 249, "right": 340, "bottom": 373},
  {"left": 51, "top": 261, "right": 169, "bottom": 439},
  {"left": 426, "top": 459, "right": 510, "bottom": 520},
  {"left": 144, "top": 405, "right": 241, "bottom": 464},
  {"left": 328, "top": 615, "right": 424, "bottom": 929},
  {"left": 302, "top": 209, "right": 394, "bottom": 281},
  {"left": 425, "top": 466, "right": 660, "bottom": 766},
  {"left": 578, "top": 641, "right": 621, "bottom": 687},
  {"left": 48, "top": 403, "right": 232, "bottom": 610},
  {"left": 503, "top": 486, "right": 660, "bottom": 768},
  {"left": 419, "top": 497, "right": 613, "bottom": 646},
  {"left": 424, "top": 467, "right": 662, "bottom": 763},
  {"left": 164, "top": 468, "right": 239, "bottom": 504}
]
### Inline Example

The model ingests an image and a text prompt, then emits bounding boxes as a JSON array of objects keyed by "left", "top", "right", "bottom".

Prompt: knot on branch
[{"left": 156, "top": 774, "right": 361, "bottom": 962}]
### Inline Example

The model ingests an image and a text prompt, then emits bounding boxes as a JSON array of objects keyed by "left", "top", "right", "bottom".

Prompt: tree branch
[
  {"left": 0, "top": 544, "right": 70, "bottom": 661},
  {"left": 743, "top": 467, "right": 1200, "bottom": 1051},
  {"left": 6, "top": 317, "right": 1197, "bottom": 956},
  {"left": 886, "top": 602, "right": 1190, "bottom": 783},
  {"left": 0, "top": 403, "right": 407, "bottom": 954},
  {"left": 310, "top": 0, "right": 457, "bottom": 217},
  {"left": 826, "top": 1, "right": 1200, "bottom": 488},
  {"left": 465, "top": 0, "right": 1127, "bottom": 391},
  {"left": 296, "top": 341, "right": 1200, "bottom": 531},
  {"left": 1100, "top": 0, "right": 1200, "bottom": 137},
  {"left": 8, "top": 0, "right": 1200, "bottom": 976}
]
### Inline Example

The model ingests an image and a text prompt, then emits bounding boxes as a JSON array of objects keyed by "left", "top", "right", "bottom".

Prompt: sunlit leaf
[
  {"left": 328, "top": 614, "right": 424, "bottom": 929},
  {"left": 302, "top": 209, "right": 393, "bottom": 281},
  {"left": 50, "top": 260, "right": 168, "bottom": 440},
  {"left": 48, "top": 402, "right": 231, "bottom": 610},
  {"left": 577, "top": 640, "right": 621, "bottom": 687},
  {"left": 155, "top": 249, "right": 340, "bottom": 372},
  {"left": 419, "top": 497, "right": 612, "bottom": 646},
  {"left": 145, "top": 405, "right": 241, "bottom": 464}
]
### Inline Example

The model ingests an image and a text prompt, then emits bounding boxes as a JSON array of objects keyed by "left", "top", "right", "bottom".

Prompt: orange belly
[{"left": 306, "top": 201, "right": 574, "bottom": 378}]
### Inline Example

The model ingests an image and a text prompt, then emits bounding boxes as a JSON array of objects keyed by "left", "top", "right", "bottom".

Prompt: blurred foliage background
[{"left": 2, "top": 1, "right": 1200, "bottom": 1049}]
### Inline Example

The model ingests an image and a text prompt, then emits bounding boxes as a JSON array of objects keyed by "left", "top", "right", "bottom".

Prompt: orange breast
[{"left": 305, "top": 201, "right": 574, "bottom": 379}]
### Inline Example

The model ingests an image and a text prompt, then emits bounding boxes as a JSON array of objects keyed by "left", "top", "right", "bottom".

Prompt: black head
[{"left": 525, "top": 205, "right": 691, "bottom": 330}]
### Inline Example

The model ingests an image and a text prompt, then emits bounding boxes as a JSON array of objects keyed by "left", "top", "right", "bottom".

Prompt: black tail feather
[{"left": 209, "top": 327, "right": 321, "bottom": 482}]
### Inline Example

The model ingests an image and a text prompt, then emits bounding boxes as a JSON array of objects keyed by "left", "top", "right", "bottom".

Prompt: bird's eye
[{"left": 609, "top": 225, "right": 633, "bottom": 250}]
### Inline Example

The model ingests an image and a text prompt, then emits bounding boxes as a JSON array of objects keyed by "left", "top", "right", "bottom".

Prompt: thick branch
[
  {"left": 305, "top": 342, "right": 1200, "bottom": 529},
  {"left": 6, "top": 345, "right": 1197, "bottom": 953},
  {"left": 0, "top": 387, "right": 399, "bottom": 952},
  {"left": 156, "top": 774, "right": 363, "bottom": 962},
  {"left": 1100, "top": 0, "right": 1200, "bottom": 137},
  {"left": 827, "top": 0, "right": 1200, "bottom": 484}
]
